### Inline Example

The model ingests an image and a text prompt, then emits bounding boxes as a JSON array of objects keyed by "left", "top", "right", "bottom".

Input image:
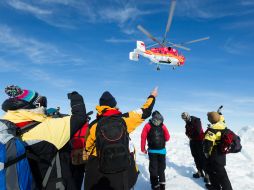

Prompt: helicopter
[{"left": 129, "top": 0, "right": 209, "bottom": 70}]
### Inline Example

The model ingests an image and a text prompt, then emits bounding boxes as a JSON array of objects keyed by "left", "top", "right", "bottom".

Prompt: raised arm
[
  {"left": 123, "top": 87, "right": 158, "bottom": 133},
  {"left": 68, "top": 91, "right": 87, "bottom": 137}
]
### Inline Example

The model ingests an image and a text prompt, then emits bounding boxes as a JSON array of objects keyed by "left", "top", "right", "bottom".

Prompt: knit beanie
[
  {"left": 181, "top": 112, "right": 190, "bottom": 122},
  {"left": 2, "top": 85, "right": 47, "bottom": 111},
  {"left": 150, "top": 110, "right": 164, "bottom": 126},
  {"left": 99, "top": 91, "right": 117, "bottom": 108},
  {"left": 207, "top": 111, "right": 220, "bottom": 124}
]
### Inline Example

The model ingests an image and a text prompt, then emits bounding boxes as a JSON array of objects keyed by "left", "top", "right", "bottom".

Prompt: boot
[
  {"left": 193, "top": 170, "right": 204, "bottom": 178},
  {"left": 204, "top": 173, "right": 210, "bottom": 184},
  {"left": 152, "top": 184, "right": 160, "bottom": 190},
  {"left": 159, "top": 182, "right": 165, "bottom": 190},
  {"left": 205, "top": 184, "right": 217, "bottom": 190}
]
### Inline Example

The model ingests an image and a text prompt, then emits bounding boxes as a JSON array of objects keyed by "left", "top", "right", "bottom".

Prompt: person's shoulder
[
  {"left": 162, "top": 124, "right": 169, "bottom": 130},
  {"left": 191, "top": 116, "right": 200, "bottom": 121},
  {"left": 144, "top": 122, "right": 151, "bottom": 128}
]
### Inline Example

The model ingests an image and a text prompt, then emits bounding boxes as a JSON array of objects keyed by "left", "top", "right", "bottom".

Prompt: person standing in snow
[
  {"left": 181, "top": 112, "right": 209, "bottom": 182},
  {"left": 141, "top": 110, "right": 170, "bottom": 190},
  {"left": 85, "top": 87, "right": 158, "bottom": 190},
  {"left": 203, "top": 111, "right": 233, "bottom": 190}
]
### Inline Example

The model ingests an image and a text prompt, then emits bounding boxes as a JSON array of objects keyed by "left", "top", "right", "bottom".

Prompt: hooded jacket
[
  {"left": 185, "top": 116, "right": 204, "bottom": 141},
  {"left": 84, "top": 95, "right": 155, "bottom": 190},
  {"left": 203, "top": 115, "right": 227, "bottom": 165}
]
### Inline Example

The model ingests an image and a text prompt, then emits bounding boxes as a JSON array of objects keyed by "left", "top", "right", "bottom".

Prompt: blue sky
[{"left": 0, "top": 0, "right": 254, "bottom": 132}]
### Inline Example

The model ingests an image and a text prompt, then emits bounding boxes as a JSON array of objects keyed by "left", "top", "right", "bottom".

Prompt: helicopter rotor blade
[
  {"left": 146, "top": 43, "right": 159, "bottom": 49},
  {"left": 172, "top": 44, "right": 191, "bottom": 51},
  {"left": 181, "top": 36, "right": 210, "bottom": 45},
  {"left": 167, "top": 41, "right": 191, "bottom": 51},
  {"left": 137, "top": 25, "right": 165, "bottom": 47},
  {"left": 162, "top": 0, "right": 176, "bottom": 44}
]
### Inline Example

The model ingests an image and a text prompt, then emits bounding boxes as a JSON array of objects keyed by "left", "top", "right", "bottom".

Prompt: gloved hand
[
  {"left": 67, "top": 91, "right": 79, "bottom": 99},
  {"left": 67, "top": 91, "right": 84, "bottom": 106},
  {"left": 67, "top": 91, "right": 86, "bottom": 114},
  {"left": 141, "top": 149, "right": 147, "bottom": 154},
  {"left": 151, "top": 87, "right": 158, "bottom": 97}
]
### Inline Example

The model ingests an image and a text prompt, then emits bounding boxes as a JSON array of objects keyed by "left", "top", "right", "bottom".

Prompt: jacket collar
[{"left": 96, "top": 105, "right": 122, "bottom": 117}]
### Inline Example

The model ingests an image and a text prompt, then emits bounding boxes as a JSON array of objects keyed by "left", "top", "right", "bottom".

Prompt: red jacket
[{"left": 141, "top": 123, "right": 170, "bottom": 152}]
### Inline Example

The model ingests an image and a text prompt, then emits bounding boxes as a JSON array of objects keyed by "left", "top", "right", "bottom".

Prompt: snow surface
[{"left": 84, "top": 126, "right": 254, "bottom": 190}]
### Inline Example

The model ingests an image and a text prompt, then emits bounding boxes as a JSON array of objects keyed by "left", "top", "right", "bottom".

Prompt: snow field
[{"left": 130, "top": 126, "right": 254, "bottom": 190}]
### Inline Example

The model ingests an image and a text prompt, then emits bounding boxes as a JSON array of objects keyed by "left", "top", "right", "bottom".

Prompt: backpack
[
  {"left": 220, "top": 128, "right": 242, "bottom": 154},
  {"left": 0, "top": 119, "right": 36, "bottom": 190},
  {"left": 147, "top": 124, "right": 165, "bottom": 149},
  {"left": 70, "top": 111, "right": 93, "bottom": 165},
  {"left": 96, "top": 115, "right": 130, "bottom": 174},
  {"left": 70, "top": 122, "right": 89, "bottom": 165}
]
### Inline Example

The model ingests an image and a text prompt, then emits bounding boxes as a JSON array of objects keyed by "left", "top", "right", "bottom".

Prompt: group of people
[
  {"left": 181, "top": 110, "right": 233, "bottom": 190},
  {"left": 0, "top": 84, "right": 233, "bottom": 190}
]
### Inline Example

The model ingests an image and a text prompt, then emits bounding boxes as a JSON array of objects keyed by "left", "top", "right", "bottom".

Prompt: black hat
[
  {"left": 99, "top": 91, "right": 117, "bottom": 108},
  {"left": 150, "top": 110, "right": 164, "bottom": 126},
  {"left": 2, "top": 98, "right": 33, "bottom": 112}
]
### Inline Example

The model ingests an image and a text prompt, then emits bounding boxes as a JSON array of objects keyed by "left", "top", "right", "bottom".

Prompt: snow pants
[
  {"left": 190, "top": 140, "right": 206, "bottom": 172},
  {"left": 148, "top": 153, "right": 166, "bottom": 190},
  {"left": 72, "top": 164, "right": 85, "bottom": 190},
  {"left": 206, "top": 161, "right": 232, "bottom": 190}
]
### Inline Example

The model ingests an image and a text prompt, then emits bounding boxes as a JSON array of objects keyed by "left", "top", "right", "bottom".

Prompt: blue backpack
[{"left": 0, "top": 119, "right": 36, "bottom": 190}]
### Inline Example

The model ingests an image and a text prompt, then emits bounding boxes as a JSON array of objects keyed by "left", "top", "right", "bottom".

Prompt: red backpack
[
  {"left": 71, "top": 122, "right": 89, "bottom": 150},
  {"left": 220, "top": 128, "right": 242, "bottom": 154},
  {"left": 71, "top": 111, "right": 93, "bottom": 165}
]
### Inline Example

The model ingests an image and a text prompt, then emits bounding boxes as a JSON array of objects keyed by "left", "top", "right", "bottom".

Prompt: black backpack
[
  {"left": 220, "top": 128, "right": 242, "bottom": 154},
  {"left": 96, "top": 115, "right": 130, "bottom": 174},
  {"left": 147, "top": 124, "right": 165, "bottom": 149}
]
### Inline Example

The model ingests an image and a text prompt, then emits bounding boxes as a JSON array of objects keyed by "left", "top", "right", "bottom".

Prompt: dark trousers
[
  {"left": 190, "top": 140, "right": 206, "bottom": 172},
  {"left": 85, "top": 155, "right": 138, "bottom": 190},
  {"left": 148, "top": 153, "right": 166, "bottom": 189},
  {"left": 206, "top": 161, "right": 232, "bottom": 190},
  {"left": 72, "top": 164, "right": 85, "bottom": 190}
]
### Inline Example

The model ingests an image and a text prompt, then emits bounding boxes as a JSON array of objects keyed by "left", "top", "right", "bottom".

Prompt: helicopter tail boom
[{"left": 136, "top": 41, "right": 146, "bottom": 52}]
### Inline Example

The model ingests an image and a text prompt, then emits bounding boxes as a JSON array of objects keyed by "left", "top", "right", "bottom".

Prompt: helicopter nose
[{"left": 179, "top": 62, "right": 185, "bottom": 66}]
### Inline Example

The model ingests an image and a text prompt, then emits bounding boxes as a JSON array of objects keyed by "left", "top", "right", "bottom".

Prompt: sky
[{"left": 0, "top": 0, "right": 254, "bottom": 132}]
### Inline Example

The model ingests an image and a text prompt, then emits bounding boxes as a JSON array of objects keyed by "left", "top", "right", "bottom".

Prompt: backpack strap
[
  {"left": 4, "top": 153, "right": 26, "bottom": 169},
  {"left": 42, "top": 152, "right": 64, "bottom": 189},
  {"left": 42, "top": 154, "right": 56, "bottom": 188},
  {"left": 55, "top": 153, "right": 65, "bottom": 190},
  {"left": 16, "top": 121, "right": 41, "bottom": 136}
]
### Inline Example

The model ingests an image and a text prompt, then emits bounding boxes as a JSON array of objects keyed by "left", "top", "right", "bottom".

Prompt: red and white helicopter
[{"left": 129, "top": 0, "right": 209, "bottom": 70}]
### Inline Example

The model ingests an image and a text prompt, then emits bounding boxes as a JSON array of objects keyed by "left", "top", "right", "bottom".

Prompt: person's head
[
  {"left": 181, "top": 112, "right": 190, "bottom": 122},
  {"left": 207, "top": 111, "right": 220, "bottom": 124},
  {"left": 99, "top": 91, "right": 117, "bottom": 108},
  {"left": 150, "top": 110, "right": 164, "bottom": 126},
  {"left": 2, "top": 85, "right": 47, "bottom": 112}
]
